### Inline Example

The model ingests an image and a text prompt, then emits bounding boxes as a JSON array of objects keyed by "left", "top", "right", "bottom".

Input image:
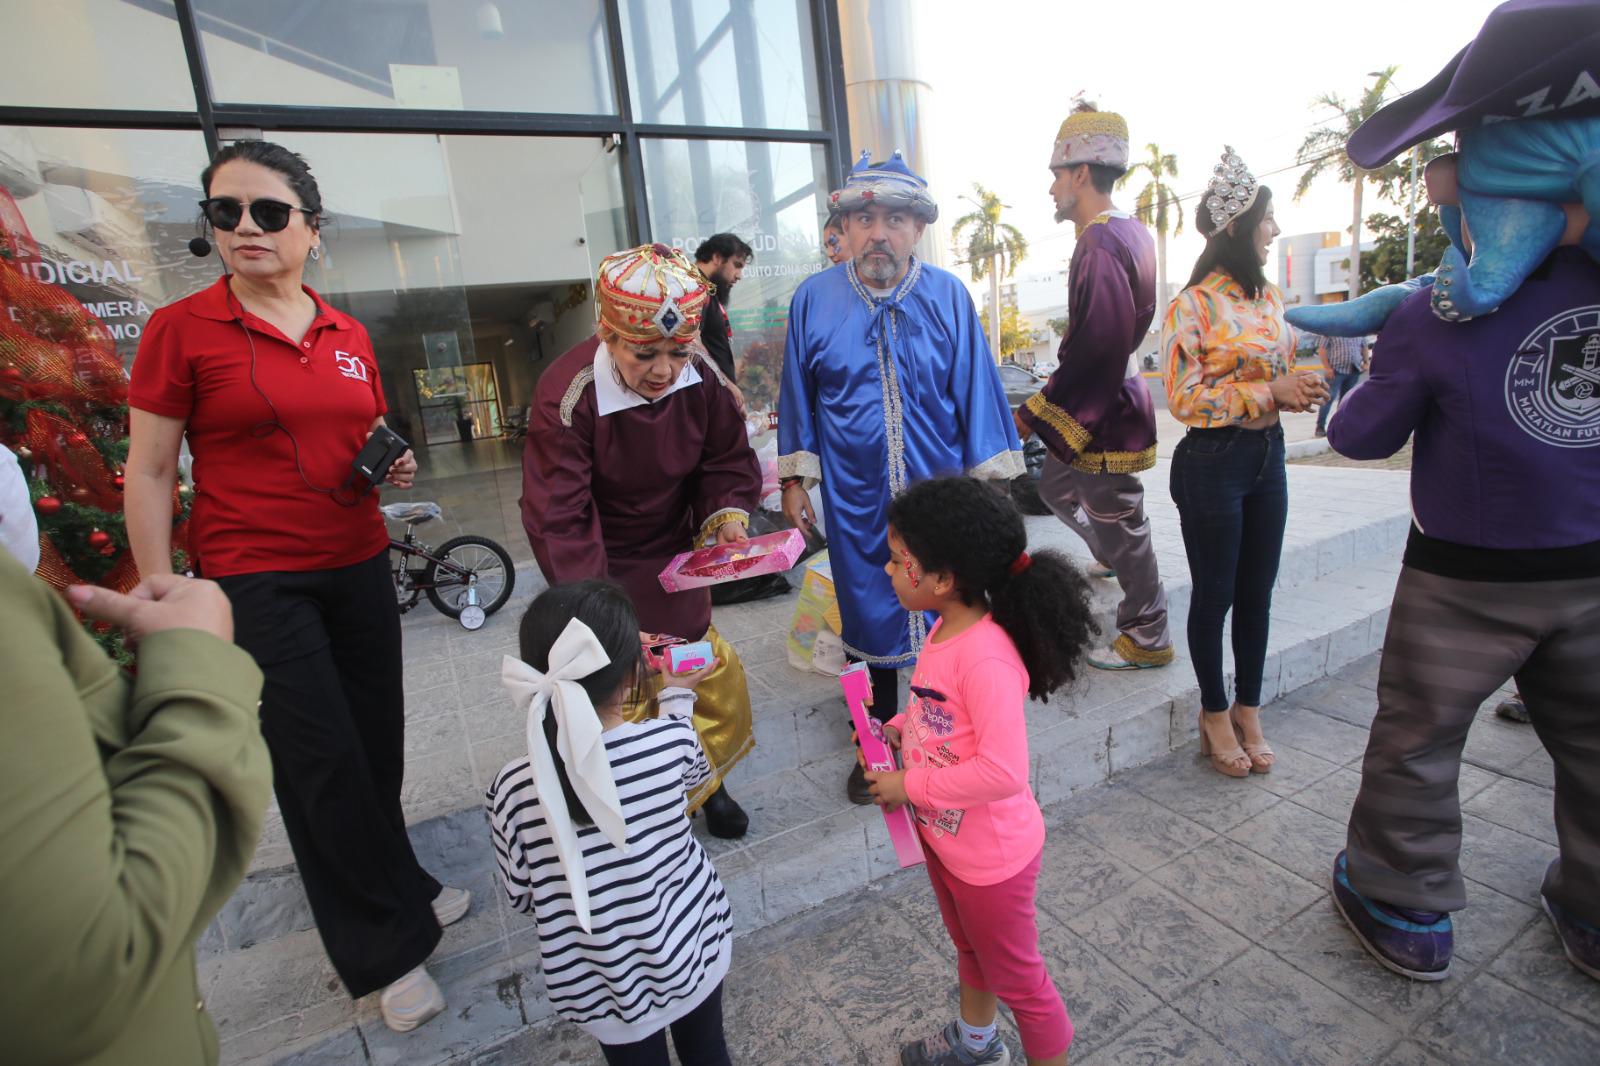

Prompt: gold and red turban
[{"left": 595, "top": 243, "right": 711, "bottom": 346}]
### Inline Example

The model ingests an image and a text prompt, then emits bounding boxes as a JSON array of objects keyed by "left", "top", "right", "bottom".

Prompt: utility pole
[
  {"left": 988, "top": 253, "right": 1001, "bottom": 362},
  {"left": 1405, "top": 144, "right": 1420, "bottom": 276}
]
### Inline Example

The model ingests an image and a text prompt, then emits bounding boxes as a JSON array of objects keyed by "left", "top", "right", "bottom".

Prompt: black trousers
[
  {"left": 599, "top": 983, "right": 731, "bottom": 1066},
  {"left": 217, "top": 548, "right": 441, "bottom": 998},
  {"left": 1170, "top": 425, "right": 1289, "bottom": 712}
]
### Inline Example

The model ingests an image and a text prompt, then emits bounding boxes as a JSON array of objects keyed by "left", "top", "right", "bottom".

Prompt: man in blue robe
[{"left": 779, "top": 151, "right": 1025, "bottom": 803}]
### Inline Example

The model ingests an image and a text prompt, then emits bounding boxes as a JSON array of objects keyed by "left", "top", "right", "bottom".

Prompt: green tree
[
  {"left": 951, "top": 183, "right": 1028, "bottom": 359},
  {"left": 1361, "top": 206, "right": 1452, "bottom": 290},
  {"left": 1117, "top": 143, "right": 1182, "bottom": 307},
  {"left": 999, "top": 304, "right": 1034, "bottom": 361},
  {"left": 1294, "top": 66, "right": 1406, "bottom": 300},
  {"left": 1046, "top": 315, "right": 1070, "bottom": 339}
]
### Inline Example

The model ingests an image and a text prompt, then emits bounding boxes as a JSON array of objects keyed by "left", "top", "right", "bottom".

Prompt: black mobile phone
[{"left": 352, "top": 425, "right": 410, "bottom": 488}]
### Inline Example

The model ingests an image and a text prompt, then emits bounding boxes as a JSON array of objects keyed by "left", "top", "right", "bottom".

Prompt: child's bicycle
[{"left": 383, "top": 502, "right": 515, "bottom": 631}]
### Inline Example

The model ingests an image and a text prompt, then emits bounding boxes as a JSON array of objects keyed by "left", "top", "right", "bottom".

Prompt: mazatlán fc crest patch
[{"left": 1505, "top": 305, "right": 1600, "bottom": 448}]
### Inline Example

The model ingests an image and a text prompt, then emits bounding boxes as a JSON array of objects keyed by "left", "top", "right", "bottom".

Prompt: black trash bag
[
  {"left": 1010, "top": 438, "right": 1052, "bottom": 516},
  {"left": 708, "top": 509, "right": 826, "bottom": 606}
]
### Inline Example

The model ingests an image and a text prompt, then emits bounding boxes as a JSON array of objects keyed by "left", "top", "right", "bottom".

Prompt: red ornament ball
[
  {"left": 87, "top": 529, "right": 111, "bottom": 549},
  {"left": 36, "top": 495, "right": 62, "bottom": 516},
  {"left": 0, "top": 366, "right": 22, "bottom": 384},
  {"left": 113, "top": 474, "right": 125, "bottom": 490},
  {"left": 99, "top": 542, "right": 118, "bottom": 557}
]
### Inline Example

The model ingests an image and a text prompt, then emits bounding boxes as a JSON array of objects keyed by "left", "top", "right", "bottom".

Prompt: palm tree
[
  {"left": 1117, "top": 143, "right": 1182, "bottom": 311},
  {"left": 951, "top": 183, "right": 1028, "bottom": 360},
  {"left": 1295, "top": 66, "right": 1399, "bottom": 301}
]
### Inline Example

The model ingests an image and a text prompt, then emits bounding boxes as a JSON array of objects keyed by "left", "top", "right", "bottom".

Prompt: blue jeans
[
  {"left": 1170, "top": 425, "right": 1288, "bottom": 712},
  {"left": 1317, "top": 369, "right": 1363, "bottom": 431}
]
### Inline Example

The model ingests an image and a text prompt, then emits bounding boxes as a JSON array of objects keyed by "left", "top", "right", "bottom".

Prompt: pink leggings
[{"left": 924, "top": 846, "right": 1073, "bottom": 1059}]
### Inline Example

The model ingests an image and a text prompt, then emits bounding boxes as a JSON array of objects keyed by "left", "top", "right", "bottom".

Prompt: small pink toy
[
  {"left": 840, "top": 662, "right": 925, "bottom": 868},
  {"left": 667, "top": 641, "right": 714, "bottom": 674},
  {"left": 658, "top": 528, "right": 807, "bottom": 592}
]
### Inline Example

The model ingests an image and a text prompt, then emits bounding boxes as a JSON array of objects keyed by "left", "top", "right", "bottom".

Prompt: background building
[
  {"left": 1279, "top": 230, "right": 1377, "bottom": 309},
  {"left": 1, "top": 0, "right": 858, "bottom": 562}
]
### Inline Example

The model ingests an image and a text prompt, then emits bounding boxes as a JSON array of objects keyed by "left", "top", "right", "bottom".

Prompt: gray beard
[{"left": 855, "top": 251, "right": 903, "bottom": 286}]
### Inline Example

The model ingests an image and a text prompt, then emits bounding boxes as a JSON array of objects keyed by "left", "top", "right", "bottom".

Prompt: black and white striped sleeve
[{"left": 486, "top": 770, "right": 536, "bottom": 916}]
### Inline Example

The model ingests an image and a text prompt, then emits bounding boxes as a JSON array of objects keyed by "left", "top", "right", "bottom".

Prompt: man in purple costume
[
  {"left": 1308, "top": 0, "right": 1600, "bottom": 986},
  {"left": 1016, "top": 102, "right": 1174, "bottom": 671}
]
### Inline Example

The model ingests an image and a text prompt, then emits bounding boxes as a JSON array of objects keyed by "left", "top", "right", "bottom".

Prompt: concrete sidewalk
[
  {"left": 204, "top": 445, "right": 1423, "bottom": 1063},
  {"left": 502, "top": 652, "right": 1600, "bottom": 1066}
]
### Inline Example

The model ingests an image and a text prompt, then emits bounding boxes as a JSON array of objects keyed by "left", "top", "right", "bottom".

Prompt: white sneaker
[
  {"left": 432, "top": 885, "right": 471, "bottom": 928},
  {"left": 379, "top": 965, "right": 445, "bottom": 1033}
]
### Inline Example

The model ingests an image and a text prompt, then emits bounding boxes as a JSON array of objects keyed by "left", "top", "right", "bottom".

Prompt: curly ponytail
[{"left": 887, "top": 477, "right": 1098, "bottom": 700}]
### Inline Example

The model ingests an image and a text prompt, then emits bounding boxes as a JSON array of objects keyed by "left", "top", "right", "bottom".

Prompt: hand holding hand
[
  {"left": 68, "top": 573, "right": 234, "bottom": 645},
  {"left": 1268, "top": 370, "right": 1330, "bottom": 413},
  {"left": 781, "top": 482, "right": 815, "bottom": 532}
]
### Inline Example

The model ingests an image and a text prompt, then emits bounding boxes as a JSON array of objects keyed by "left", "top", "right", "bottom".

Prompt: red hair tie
[{"left": 1008, "top": 552, "right": 1032, "bottom": 576}]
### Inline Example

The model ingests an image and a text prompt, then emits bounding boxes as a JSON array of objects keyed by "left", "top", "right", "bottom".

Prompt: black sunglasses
[{"left": 198, "top": 196, "right": 316, "bottom": 233}]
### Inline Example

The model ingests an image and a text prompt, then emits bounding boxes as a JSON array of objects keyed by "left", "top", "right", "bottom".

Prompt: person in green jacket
[{"left": 0, "top": 546, "right": 272, "bottom": 1066}]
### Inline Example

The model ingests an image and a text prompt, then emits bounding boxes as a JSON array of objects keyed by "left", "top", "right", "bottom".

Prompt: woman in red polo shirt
[{"left": 125, "top": 141, "right": 460, "bottom": 1034}]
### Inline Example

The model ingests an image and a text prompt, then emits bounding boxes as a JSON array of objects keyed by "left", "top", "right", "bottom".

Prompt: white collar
[{"left": 593, "top": 340, "right": 702, "bottom": 417}]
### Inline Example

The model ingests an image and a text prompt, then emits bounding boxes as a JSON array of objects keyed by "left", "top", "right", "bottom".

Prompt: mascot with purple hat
[{"left": 1286, "top": 0, "right": 1600, "bottom": 985}]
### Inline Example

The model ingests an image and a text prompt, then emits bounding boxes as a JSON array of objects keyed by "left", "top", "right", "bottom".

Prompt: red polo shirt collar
[{"left": 187, "top": 274, "right": 354, "bottom": 332}]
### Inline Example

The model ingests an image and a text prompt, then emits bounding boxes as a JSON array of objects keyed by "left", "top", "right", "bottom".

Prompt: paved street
[{"left": 487, "top": 652, "right": 1599, "bottom": 1066}]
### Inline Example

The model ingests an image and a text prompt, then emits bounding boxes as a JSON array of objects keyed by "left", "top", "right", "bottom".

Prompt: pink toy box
[
  {"left": 658, "top": 528, "right": 807, "bottom": 593},
  {"left": 840, "top": 662, "right": 925, "bottom": 868}
]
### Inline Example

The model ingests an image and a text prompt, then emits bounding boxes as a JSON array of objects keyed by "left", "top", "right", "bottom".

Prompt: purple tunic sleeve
[
  {"left": 1020, "top": 243, "right": 1137, "bottom": 460},
  {"left": 1327, "top": 312, "right": 1428, "bottom": 461}
]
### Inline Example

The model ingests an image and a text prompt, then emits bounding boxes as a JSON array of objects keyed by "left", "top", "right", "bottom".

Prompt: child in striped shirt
[{"left": 487, "top": 580, "right": 732, "bottom": 1066}]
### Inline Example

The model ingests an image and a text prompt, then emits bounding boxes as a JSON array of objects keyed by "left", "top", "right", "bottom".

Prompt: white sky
[{"left": 916, "top": 0, "right": 1504, "bottom": 298}]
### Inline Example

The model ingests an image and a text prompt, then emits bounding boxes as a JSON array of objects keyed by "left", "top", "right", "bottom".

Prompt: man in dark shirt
[{"left": 693, "top": 233, "right": 753, "bottom": 384}]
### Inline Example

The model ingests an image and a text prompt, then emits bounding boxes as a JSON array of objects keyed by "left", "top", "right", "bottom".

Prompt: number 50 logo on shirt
[{"left": 334, "top": 351, "right": 370, "bottom": 382}]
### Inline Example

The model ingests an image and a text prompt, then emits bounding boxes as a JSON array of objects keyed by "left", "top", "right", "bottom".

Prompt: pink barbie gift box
[
  {"left": 840, "top": 662, "right": 925, "bottom": 868},
  {"left": 658, "top": 528, "right": 807, "bottom": 593}
]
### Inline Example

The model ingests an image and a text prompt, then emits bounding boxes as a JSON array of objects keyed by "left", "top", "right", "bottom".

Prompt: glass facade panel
[
  {"left": 622, "top": 0, "right": 822, "bottom": 130},
  {"left": 642, "top": 137, "right": 829, "bottom": 410},
  {"left": 0, "top": 0, "right": 196, "bottom": 111},
  {"left": 262, "top": 131, "right": 624, "bottom": 565},
  {"left": 195, "top": 0, "right": 615, "bottom": 114},
  {"left": 0, "top": 126, "right": 213, "bottom": 369}
]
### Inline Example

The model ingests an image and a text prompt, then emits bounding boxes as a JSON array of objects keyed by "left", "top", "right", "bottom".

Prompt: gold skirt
[{"left": 623, "top": 623, "right": 753, "bottom": 812}]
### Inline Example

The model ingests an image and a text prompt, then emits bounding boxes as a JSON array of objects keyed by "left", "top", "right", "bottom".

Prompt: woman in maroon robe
[{"left": 520, "top": 244, "right": 760, "bottom": 838}]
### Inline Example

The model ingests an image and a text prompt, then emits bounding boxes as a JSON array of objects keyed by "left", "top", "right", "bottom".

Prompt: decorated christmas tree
[{"left": 0, "top": 187, "right": 189, "bottom": 659}]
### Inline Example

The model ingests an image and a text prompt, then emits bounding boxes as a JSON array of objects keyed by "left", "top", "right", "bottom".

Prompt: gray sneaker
[{"left": 900, "top": 1021, "right": 1011, "bottom": 1066}]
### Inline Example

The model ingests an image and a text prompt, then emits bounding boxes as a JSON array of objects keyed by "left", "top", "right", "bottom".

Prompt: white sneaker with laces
[
  {"left": 379, "top": 965, "right": 445, "bottom": 1033},
  {"left": 432, "top": 885, "right": 471, "bottom": 927}
]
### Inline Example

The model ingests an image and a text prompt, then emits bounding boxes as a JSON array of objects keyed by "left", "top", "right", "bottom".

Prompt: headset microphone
[{"left": 188, "top": 211, "right": 212, "bottom": 257}]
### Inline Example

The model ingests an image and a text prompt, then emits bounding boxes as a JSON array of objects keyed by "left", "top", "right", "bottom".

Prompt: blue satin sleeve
[
  {"left": 947, "top": 281, "right": 1025, "bottom": 478},
  {"left": 777, "top": 287, "right": 822, "bottom": 485}
]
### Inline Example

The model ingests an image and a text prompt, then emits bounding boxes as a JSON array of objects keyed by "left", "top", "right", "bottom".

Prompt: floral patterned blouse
[{"left": 1161, "top": 270, "right": 1296, "bottom": 428}]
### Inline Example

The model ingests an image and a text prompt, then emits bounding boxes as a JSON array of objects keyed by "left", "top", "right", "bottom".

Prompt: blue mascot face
[{"left": 1286, "top": 0, "right": 1600, "bottom": 338}]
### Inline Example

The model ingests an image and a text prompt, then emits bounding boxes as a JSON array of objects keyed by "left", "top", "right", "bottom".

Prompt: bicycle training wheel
[{"left": 423, "top": 535, "right": 516, "bottom": 620}]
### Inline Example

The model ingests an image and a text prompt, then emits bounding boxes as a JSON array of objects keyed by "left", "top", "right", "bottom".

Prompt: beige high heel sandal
[
  {"left": 1198, "top": 711, "right": 1251, "bottom": 778},
  {"left": 1230, "top": 706, "right": 1275, "bottom": 774}
]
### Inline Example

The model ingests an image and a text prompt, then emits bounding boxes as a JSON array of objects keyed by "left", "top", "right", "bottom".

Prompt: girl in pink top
[{"left": 866, "top": 477, "right": 1096, "bottom": 1066}]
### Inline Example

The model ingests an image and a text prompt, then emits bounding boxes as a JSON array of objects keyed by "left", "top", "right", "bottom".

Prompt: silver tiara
[{"left": 1203, "top": 146, "right": 1260, "bottom": 237}]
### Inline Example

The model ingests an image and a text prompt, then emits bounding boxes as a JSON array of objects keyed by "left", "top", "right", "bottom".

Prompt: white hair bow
[{"left": 501, "top": 618, "right": 631, "bottom": 933}]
